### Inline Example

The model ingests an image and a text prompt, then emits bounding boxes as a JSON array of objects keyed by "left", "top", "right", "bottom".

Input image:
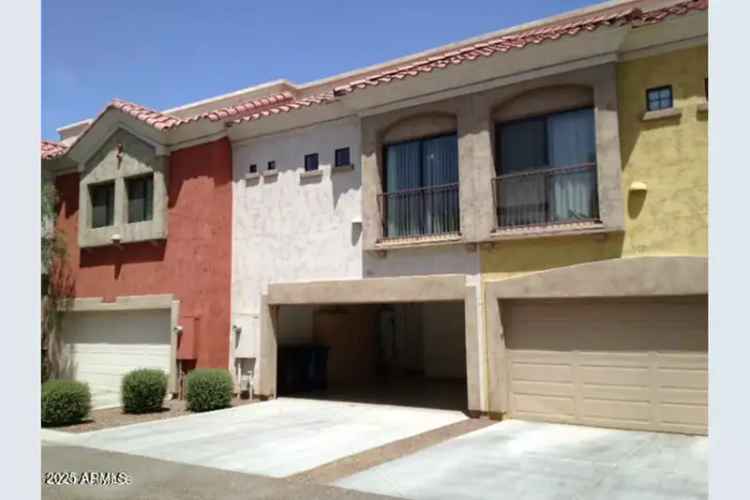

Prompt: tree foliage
[{"left": 41, "top": 182, "right": 71, "bottom": 382}]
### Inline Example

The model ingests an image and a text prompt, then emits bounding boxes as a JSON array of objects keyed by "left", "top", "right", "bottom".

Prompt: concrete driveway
[
  {"left": 42, "top": 443, "right": 401, "bottom": 500},
  {"left": 335, "top": 420, "right": 708, "bottom": 500},
  {"left": 61, "top": 398, "right": 467, "bottom": 478}
]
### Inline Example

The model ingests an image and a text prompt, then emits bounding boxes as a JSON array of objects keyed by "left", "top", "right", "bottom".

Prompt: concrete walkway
[
  {"left": 57, "top": 398, "right": 467, "bottom": 478},
  {"left": 335, "top": 420, "right": 708, "bottom": 500}
]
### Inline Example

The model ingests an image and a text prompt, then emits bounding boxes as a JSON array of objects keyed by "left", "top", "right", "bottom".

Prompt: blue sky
[{"left": 42, "top": 0, "right": 599, "bottom": 140}]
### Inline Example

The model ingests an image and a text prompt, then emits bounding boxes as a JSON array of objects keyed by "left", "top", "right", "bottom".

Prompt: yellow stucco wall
[{"left": 481, "top": 45, "right": 708, "bottom": 280}]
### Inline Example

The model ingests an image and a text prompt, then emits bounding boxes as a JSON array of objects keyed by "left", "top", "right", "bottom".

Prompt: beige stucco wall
[
  {"left": 476, "top": 46, "right": 708, "bottom": 420},
  {"left": 360, "top": 63, "right": 624, "bottom": 251},
  {"left": 482, "top": 256, "right": 707, "bottom": 416}
]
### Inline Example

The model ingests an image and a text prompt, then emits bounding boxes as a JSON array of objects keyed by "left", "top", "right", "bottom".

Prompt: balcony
[
  {"left": 378, "top": 183, "right": 460, "bottom": 240},
  {"left": 492, "top": 163, "right": 599, "bottom": 230}
]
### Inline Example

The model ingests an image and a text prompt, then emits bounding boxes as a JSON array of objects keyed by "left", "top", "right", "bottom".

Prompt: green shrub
[
  {"left": 186, "top": 369, "right": 233, "bottom": 412},
  {"left": 121, "top": 369, "right": 168, "bottom": 414},
  {"left": 41, "top": 379, "right": 91, "bottom": 427}
]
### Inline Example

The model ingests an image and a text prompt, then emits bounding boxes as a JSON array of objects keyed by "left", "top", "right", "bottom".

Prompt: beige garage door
[
  {"left": 505, "top": 296, "right": 707, "bottom": 435},
  {"left": 59, "top": 310, "right": 172, "bottom": 409}
]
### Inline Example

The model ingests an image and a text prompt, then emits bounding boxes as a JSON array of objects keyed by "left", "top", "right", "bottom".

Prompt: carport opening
[{"left": 276, "top": 301, "right": 467, "bottom": 412}]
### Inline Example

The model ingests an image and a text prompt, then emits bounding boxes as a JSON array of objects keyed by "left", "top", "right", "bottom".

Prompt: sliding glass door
[
  {"left": 495, "top": 107, "right": 598, "bottom": 228},
  {"left": 384, "top": 134, "right": 459, "bottom": 238}
]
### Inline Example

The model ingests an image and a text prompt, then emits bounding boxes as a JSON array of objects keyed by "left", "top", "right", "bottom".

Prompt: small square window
[
  {"left": 126, "top": 174, "right": 154, "bottom": 223},
  {"left": 646, "top": 85, "right": 673, "bottom": 111},
  {"left": 304, "top": 153, "right": 319, "bottom": 172},
  {"left": 335, "top": 147, "right": 351, "bottom": 167},
  {"left": 90, "top": 181, "right": 115, "bottom": 228},
  {"left": 249, "top": 164, "right": 258, "bottom": 174},
  {"left": 267, "top": 160, "right": 276, "bottom": 171}
]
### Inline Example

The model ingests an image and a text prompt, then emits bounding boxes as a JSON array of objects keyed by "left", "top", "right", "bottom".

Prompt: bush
[
  {"left": 41, "top": 379, "right": 91, "bottom": 427},
  {"left": 121, "top": 369, "right": 168, "bottom": 414},
  {"left": 186, "top": 369, "right": 233, "bottom": 412}
]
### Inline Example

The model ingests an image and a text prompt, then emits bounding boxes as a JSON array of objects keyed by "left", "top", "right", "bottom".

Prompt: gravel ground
[{"left": 49, "top": 397, "right": 259, "bottom": 433}]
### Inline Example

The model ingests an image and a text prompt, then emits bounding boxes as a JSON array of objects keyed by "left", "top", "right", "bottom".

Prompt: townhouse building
[{"left": 42, "top": 0, "right": 707, "bottom": 434}]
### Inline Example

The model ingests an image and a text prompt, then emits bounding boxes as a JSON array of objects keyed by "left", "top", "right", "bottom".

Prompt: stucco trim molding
[
  {"left": 642, "top": 107, "right": 682, "bottom": 122},
  {"left": 488, "top": 221, "right": 618, "bottom": 242},
  {"left": 374, "top": 234, "right": 463, "bottom": 251},
  {"left": 73, "top": 122, "right": 168, "bottom": 168},
  {"left": 66, "top": 294, "right": 176, "bottom": 312},
  {"left": 484, "top": 256, "right": 707, "bottom": 299},
  {"left": 299, "top": 169, "right": 324, "bottom": 180},
  {"left": 267, "top": 274, "right": 467, "bottom": 305}
]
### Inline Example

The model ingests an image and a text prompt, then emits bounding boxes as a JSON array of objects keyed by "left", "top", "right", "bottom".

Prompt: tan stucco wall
[
  {"left": 478, "top": 46, "right": 708, "bottom": 419},
  {"left": 267, "top": 274, "right": 467, "bottom": 305},
  {"left": 481, "top": 45, "right": 708, "bottom": 280},
  {"left": 482, "top": 256, "right": 707, "bottom": 415},
  {"left": 360, "top": 63, "right": 624, "bottom": 251}
]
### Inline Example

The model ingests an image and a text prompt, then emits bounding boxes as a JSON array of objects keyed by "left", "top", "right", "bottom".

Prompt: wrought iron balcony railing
[
  {"left": 492, "top": 163, "right": 599, "bottom": 229},
  {"left": 378, "top": 183, "right": 460, "bottom": 240}
]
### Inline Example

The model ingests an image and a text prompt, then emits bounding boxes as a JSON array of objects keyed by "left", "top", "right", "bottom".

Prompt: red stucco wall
[{"left": 55, "top": 137, "right": 233, "bottom": 369}]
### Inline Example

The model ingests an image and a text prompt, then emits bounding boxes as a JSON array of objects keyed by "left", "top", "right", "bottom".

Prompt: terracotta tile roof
[
  {"left": 41, "top": 91, "right": 299, "bottom": 158},
  {"left": 638, "top": 0, "right": 707, "bottom": 23},
  {"left": 199, "top": 91, "right": 296, "bottom": 121},
  {"left": 43, "top": 0, "right": 707, "bottom": 158},
  {"left": 109, "top": 91, "right": 297, "bottom": 130},
  {"left": 228, "top": 91, "right": 336, "bottom": 126},
  {"left": 41, "top": 140, "right": 68, "bottom": 160},
  {"left": 332, "top": 0, "right": 708, "bottom": 96},
  {"left": 110, "top": 99, "right": 184, "bottom": 130}
]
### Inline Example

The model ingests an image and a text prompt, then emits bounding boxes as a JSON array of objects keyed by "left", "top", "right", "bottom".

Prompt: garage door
[
  {"left": 60, "top": 310, "right": 171, "bottom": 409},
  {"left": 505, "top": 296, "right": 707, "bottom": 435}
]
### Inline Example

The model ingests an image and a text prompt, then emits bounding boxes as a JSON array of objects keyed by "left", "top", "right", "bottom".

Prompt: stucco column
[
  {"left": 256, "top": 294, "right": 278, "bottom": 398},
  {"left": 360, "top": 120, "right": 383, "bottom": 250},
  {"left": 484, "top": 293, "right": 507, "bottom": 418},
  {"left": 464, "top": 279, "right": 489, "bottom": 415},
  {"left": 456, "top": 96, "right": 478, "bottom": 241},
  {"left": 458, "top": 95, "right": 495, "bottom": 242},
  {"left": 593, "top": 63, "right": 625, "bottom": 231}
]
